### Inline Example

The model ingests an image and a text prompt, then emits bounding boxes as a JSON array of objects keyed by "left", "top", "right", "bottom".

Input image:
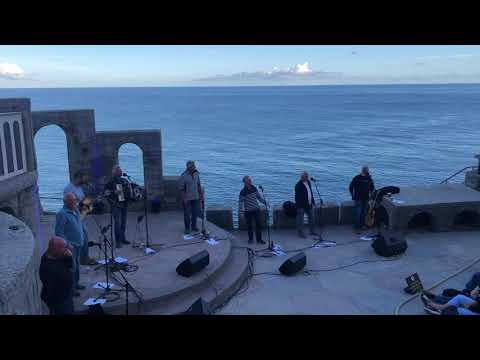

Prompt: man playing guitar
[{"left": 63, "top": 170, "right": 97, "bottom": 265}]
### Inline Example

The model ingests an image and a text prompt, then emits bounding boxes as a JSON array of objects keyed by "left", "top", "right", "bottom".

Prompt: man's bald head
[{"left": 300, "top": 171, "right": 309, "bottom": 182}]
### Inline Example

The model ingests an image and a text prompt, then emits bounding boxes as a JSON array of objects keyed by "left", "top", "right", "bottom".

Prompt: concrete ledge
[
  {"left": 317, "top": 202, "right": 340, "bottom": 225},
  {"left": 339, "top": 201, "right": 355, "bottom": 225},
  {"left": 163, "top": 176, "right": 182, "bottom": 210},
  {"left": 0, "top": 213, "right": 43, "bottom": 314},
  {"left": 238, "top": 208, "right": 267, "bottom": 230},
  {"left": 273, "top": 204, "right": 296, "bottom": 229},
  {"left": 207, "top": 205, "right": 234, "bottom": 231},
  {"left": 465, "top": 170, "right": 480, "bottom": 191}
]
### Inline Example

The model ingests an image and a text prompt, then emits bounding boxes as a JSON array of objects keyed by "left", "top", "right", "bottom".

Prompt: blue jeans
[
  {"left": 296, "top": 207, "right": 315, "bottom": 234},
  {"left": 112, "top": 206, "right": 127, "bottom": 244},
  {"left": 354, "top": 200, "right": 368, "bottom": 229},
  {"left": 184, "top": 200, "right": 201, "bottom": 231},
  {"left": 447, "top": 295, "right": 479, "bottom": 315},
  {"left": 71, "top": 245, "right": 81, "bottom": 287}
]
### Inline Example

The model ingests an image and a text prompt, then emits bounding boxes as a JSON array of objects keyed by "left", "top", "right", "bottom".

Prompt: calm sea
[{"left": 1, "top": 84, "right": 479, "bottom": 214}]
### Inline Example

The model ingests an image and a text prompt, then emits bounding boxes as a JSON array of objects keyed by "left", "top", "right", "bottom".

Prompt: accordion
[{"left": 109, "top": 178, "right": 144, "bottom": 203}]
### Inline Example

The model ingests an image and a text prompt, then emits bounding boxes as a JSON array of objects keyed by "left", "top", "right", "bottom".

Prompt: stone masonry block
[{"left": 206, "top": 205, "right": 234, "bottom": 231}]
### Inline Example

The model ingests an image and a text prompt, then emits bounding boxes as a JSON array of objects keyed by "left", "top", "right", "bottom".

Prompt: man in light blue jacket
[{"left": 55, "top": 192, "right": 85, "bottom": 295}]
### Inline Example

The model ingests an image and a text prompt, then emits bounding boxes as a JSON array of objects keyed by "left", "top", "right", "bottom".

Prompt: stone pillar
[
  {"left": 273, "top": 204, "right": 296, "bottom": 229},
  {"left": 316, "top": 202, "right": 340, "bottom": 226},
  {"left": 206, "top": 205, "right": 233, "bottom": 230},
  {"left": 339, "top": 200, "right": 355, "bottom": 225}
]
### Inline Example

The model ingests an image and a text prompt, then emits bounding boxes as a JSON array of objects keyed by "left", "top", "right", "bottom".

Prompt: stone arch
[
  {"left": 95, "top": 130, "right": 163, "bottom": 205},
  {"left": 407, "top": 211, "right": 435, "bottom": 231},
  {"left": 31, "top": 110, "right": 96, "bottom": 182},
  {"left": 118, "top": 143, "right": 145, "bottom": 185},
  {"left": 452, "top": 209, "right": 480, "bottom": 228}
]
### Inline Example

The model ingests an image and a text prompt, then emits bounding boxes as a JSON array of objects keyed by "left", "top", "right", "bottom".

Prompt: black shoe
[
  {"left": 121, "top": 239, "right": 131, "bottom": 245},
  {"left": 257, "top": 239, "right": 266, "bottom": 244},
  {"left": 298, "top": 231, "right": 306, "bottom": 239},
  {"left": 116, "top": 242, "right": 122, "bottom": 249}
]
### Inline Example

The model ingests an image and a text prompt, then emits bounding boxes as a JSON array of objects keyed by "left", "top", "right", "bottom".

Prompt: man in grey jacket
[{"left": 178, "top": 160, "right": 204, "bottom": 234}]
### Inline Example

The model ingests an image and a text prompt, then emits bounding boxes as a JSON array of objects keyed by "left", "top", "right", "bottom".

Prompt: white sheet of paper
[
  {"left": 93, "top": 282, "right": 115, "bottom": 289},
  {"left": 144, "top": 247, "right": 155, "bottom": 255},
  {"left": 391, "top": 199, "right": 405, "bottom": 204},
  {"left": 183, "top": 235, "right": 193, "bottom": 241},
  {"left": 84, "top": 298, "right": 107, "bottom": 306},
  {"left": 360, "top": 235, "right": 375, "bottom": 241},
  {"left": 273, "top": 250, "right": 286, "bottom": 256},
  {"left": 115, "top": 256, "right": 128, "bottom": 263},
  {"left": 206, "top": 239, "right": 219, "bottom": 245},
  {"left": 314, "top": 241, "right": 337, "bottom": 248},
  {"left": 97, "top": 259, "right": 107, "bottom": 265},
  {"left": 273, "top": 244, "right": 283, "bottom": 251}
]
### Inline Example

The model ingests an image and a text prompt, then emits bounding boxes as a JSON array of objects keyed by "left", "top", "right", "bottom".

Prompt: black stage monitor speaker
[
  {"left": 176, "top": 250, "right": 210, "bottom": 277},
  {"left": 372, "top": 228, "right": 407, "bottom": 257},
  {"left": 279, "top": 252, "right": 307, "bottom": 276},
  {"left": 182, "top": 297, "right": 211, "bottom": 315}
]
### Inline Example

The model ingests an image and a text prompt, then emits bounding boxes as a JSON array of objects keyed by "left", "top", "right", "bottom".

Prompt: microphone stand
[
  {"left": 114, "top": 268, "right": 142, "bottom": 315},
  {"left": 200, "top": 187, "right": 209, "bottom": 240},
  {"left": 311, "top": 179, "right": 326, "bottom": 243},
  {"left": 259, "top": 186, "right": 274, "bottom": 253},
  {"left": 125, "top": 174, "right": 154, "bottom": 255}
]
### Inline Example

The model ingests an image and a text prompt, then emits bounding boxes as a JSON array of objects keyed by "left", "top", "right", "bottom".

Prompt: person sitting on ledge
[
  {"left": 239, "top": 176, "right": 267, "bottom": 245},
  {"left": 421, "top": 271, "right": 480, "bottom": 305},
  {"left": 295, "top": 171, "right": 318, "bottom": 239},
  {"left": 39, "top": 236, "right": 74, "bottom": 315},
  {"left": 349, "top": 166, "right": 375, "bottom": 234},
  {"left": 422, "top": 287, "right": 480, "bottom": 315}
]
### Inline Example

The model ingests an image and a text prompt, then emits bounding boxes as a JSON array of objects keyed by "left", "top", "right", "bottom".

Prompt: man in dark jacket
[
  {"left": 104, "top": 165, "right": 130, "bottom": 248},
  {"left": 295, "top": 171, "right": 318, "bottom": 238},
  {"left": 349, "top": 166, "right": 375, "bottom": 233},
  {"left": 39, "top": 236, "right": 74, "bottom": 315},
  {"left": 239, "top": 176, "right": 267, "bottom": 244}
]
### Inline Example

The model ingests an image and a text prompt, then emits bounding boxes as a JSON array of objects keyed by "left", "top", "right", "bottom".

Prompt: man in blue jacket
[{"left": 55, "top": 192, "right": 85, "bottom": 296}]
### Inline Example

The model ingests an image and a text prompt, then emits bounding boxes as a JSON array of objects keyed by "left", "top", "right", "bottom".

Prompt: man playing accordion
[{"left": 104, "top": 165, "right": 131, "bottom": 248}]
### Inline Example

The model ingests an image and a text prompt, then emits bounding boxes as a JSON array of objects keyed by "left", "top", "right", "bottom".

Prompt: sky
[{"left": 0, "top": 45, "right": 480, "bottom": 87}]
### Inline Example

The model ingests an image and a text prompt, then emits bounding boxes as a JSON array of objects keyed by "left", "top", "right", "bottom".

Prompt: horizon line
[{"left": 1, "top": 82, "right": 480, "bottom": 90}]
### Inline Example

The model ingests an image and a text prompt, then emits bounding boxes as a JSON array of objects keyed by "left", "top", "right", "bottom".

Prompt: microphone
[
  {"left": 259, "top": 185, "right": 264, "bottom": 192},
  {"left": 310, "top": 177, "right": 317, "bottom": 182},
  {"left": 101, "top": 224, "right": 111, "bottom": 234}
]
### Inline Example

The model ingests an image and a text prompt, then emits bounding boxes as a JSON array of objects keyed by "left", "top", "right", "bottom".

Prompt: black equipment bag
[
  {"left": 283, "top": 201, "right": 297, "bottom": 218},
  {"left": 371, "top": 229, "right": 407, "bottom": 257}
]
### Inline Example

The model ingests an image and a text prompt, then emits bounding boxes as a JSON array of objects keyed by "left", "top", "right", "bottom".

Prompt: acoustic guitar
[
  {"left": 79, "top": 196, "right": 97, "bottom": 219},
  {"left": 365, "top": 191, "right": 378, "bottom": 228}
]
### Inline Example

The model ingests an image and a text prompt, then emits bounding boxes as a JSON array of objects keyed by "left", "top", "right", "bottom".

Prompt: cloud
[
  {"left": 416, "top": 54, "right": 475, "bottom": 61},
  {"left": 195, "top": 62, "right": 343, "bottom": 84},
  {"left": 0, "top": 62, "right": 25, "bottom": 79}
]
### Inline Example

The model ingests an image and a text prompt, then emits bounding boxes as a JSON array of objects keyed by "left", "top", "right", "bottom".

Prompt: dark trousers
[
  {"left": 71, "top": 245, "right": 81, "bottom": 287},
  {"left": 81, "top": 226, "right": 89, "bottom": 261},
  {"left": 184, "top": 200, "right": 201, "bottom": 231},
  {"left": 354, "top": 200, "right": 369, "bottom": 229},
  {"left": 245, "top": 210, "right": 262, "bottom": 242},
  {"left": 296, "top": 207, "right": 315, "bottom": 234},
  {"left": 48, "top": 298, "right": 74, "bottom": 315},
  {"left": 112, "top": 206, "right": 127, "bottom": 245}
]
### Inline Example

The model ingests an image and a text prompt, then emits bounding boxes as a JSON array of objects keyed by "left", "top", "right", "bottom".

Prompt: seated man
[
  {"left": 422, "top": 288, "right": 480, "bottom": 316},
  {"left": 421, "top": 271, "right": 480, "bottom": 304},
  {"left": 39, "top": 236, "right": 74, "bottom": 315}
]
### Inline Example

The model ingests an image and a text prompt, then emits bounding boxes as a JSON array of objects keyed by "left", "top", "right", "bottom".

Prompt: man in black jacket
[
  {"left": 349, "top": 166, "right": 375, "bottom": 233},
  {"left": 295, "top": 171, "right": 318, "bottom": 238},
  {"left": 104, "top": 165, "right": 130, "bottom": 248},
  {"left": 39, "top": 236, "right": 74, "bottom": 315}
]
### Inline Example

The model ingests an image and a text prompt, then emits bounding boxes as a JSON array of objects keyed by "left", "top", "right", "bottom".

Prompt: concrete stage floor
[
  {"left": 40, "top": 211, "right": 480, "bottom": 315},
  {"left": 218, "top": 226, "right": 480, "bottom": 315}
]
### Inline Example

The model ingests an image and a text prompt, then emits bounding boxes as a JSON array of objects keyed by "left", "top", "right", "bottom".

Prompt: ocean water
[{"left": 1, "top": 84, "right": 479, "bottom": 214}]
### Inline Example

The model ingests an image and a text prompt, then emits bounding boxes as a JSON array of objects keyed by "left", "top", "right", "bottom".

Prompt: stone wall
[{"left": 0, "top": 212, "right": 44, "bottom": 315}]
